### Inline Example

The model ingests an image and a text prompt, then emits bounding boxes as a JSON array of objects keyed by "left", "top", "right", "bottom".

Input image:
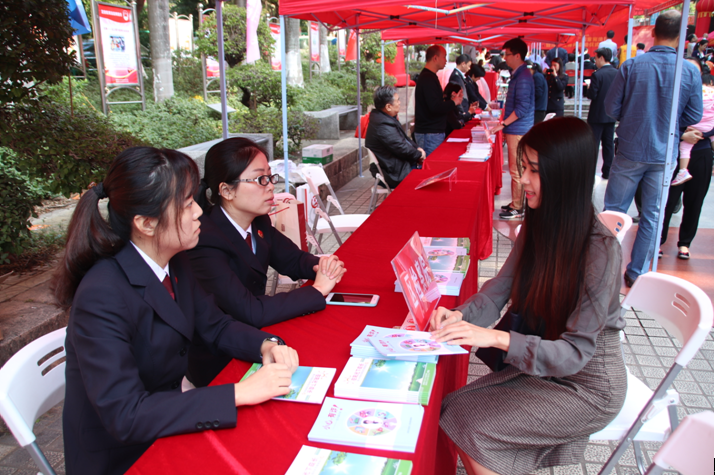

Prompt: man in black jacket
[
  {"left": 366, "top": 86, "right": 426, "bottom": 188},
  {"left": 450, "top": 54, "right": 485, "bottom": 118},
  {"left": 586, "top": 47, "right": 618, "bottom": 178},
  {"left": 414, "top": 44, "right": 462, "bottom": 156}
]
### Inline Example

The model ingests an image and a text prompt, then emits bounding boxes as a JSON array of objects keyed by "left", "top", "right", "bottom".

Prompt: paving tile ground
[{"left": 1, "top": 165, "right": 712, "bottom": 475}]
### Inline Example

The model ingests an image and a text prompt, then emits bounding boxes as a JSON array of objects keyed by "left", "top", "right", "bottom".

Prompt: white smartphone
[{"left": 325, "top": 293, "right": 379, "bottom": 307}]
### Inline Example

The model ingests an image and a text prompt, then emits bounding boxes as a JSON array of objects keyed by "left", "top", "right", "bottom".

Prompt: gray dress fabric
[{"left": 440, "top": 219, "right": 627, "bottom": 475}]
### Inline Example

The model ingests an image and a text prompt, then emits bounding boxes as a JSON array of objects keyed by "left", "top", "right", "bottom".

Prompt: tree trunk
[
  {"left": 285, "top": 17, "right": 304, "bottom": 87},
  {"left": 147, "top": 0, "right": 174, "bottom": 101},
  {"left": 319, "top": 24, "right": 331, "bottom": 74}
]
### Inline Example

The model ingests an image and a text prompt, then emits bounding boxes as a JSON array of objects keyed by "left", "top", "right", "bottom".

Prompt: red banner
[
  {"left": 310, "top": 22, "right": 320, "bottom": 63},
  {"left": 97, "top": 3, "right": 138, "bottom": 85},
  {"left": 269, "top": 23, "right": 281, "bottom": 71}
]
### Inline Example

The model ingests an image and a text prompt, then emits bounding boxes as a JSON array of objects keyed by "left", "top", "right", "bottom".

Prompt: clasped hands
[
  {"left": 312, "top": 254, "right": 347, "bottom": 296},
  {"left": 429, "top": 307, "right": 510, "bottom": 351},
  {"left": 234, "top": 342, "right": 299, "bottom": 406}
]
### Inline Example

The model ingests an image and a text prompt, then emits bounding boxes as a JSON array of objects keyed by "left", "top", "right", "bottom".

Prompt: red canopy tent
[{"left": 381, "top": 25, "right": 581, "bottom": 46}]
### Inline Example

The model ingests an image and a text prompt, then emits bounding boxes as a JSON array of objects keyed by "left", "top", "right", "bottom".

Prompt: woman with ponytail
[
  {"left": 186, "top": 138, "right": 345, "bottom": 387},
  {"left": 430, "top": 118, "right": 627, "bottom": 475},
  {"left": 55, "top": 147, "right": 299, "bottom": 475}
]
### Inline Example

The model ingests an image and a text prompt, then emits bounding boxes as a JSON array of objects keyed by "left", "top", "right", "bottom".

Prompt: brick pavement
[{"left": 0, "top": 172, "right": 711, "bottom": 475}]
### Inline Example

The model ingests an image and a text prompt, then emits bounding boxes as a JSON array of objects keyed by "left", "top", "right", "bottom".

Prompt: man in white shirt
[{"left": 598, "top": 30, "right": 619, "bottom": 66}]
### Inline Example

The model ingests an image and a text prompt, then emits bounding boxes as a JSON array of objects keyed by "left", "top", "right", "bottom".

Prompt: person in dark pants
[
  {"left": 587, "top": 48, "right": 618, "bottom": 178},
  {"left": 546, "top": 58, "right": 567, "bottom": 117},
  {"left": 527, "top": 61, "right": 548, "bottom": 123},
  {"left": 659, "top": 125, "right": 714, "bottom": 260}
]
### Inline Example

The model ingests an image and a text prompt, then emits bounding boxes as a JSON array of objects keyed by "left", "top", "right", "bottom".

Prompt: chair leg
[
  {"left": 368, "top": 184, "right": 378, "bottom": 214},
  {"left": 633, "top": 441, "right": 648, "bottom": 474},
  {"left": 26, "top": 442, "right": 56, "bottom": 475},
  {"left": 269, "top": 271, "right": 279, "bottom": 296}
]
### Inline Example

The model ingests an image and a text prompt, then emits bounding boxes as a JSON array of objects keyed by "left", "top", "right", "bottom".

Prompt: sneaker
[
  {"left": 500, "top": 203, "right": 514, "bottom": 211},
  {"left": 624, "top": 272, "right": 635, "bottom": 288},
  {"left": 499, "top": 208, "right": 523, "bottom": 219},
  {"left": 671, "top": 169, "right": 692, "bottom": 186}
]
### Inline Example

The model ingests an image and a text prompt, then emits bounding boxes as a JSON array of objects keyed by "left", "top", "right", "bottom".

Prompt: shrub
[
  {"left": 0, "top": 99, "right": 145, "bottom": 197},
  {"left": 110, "top": 96, "right": 221, "bottom": 149},
  {"left": 292, "top": 78, "right": 345, "bottom": 111},
  {"left": 0, "top": 148, "right": 45, "bottom": 262},
  {"left": 231, "top": 106, "right": 318, "bottom": 154},
  {"left": 172, "top": 53, "right": 204, "bottom": 97},
  {"left": 227, "top": 61, "right": 297, "bottom": 110},
  {"left": 195, "top": 4, "right": 274, "bottom": 67}
]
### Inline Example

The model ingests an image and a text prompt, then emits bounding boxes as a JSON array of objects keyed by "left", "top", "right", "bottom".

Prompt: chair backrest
[
  {"left": 565, "top": 69, "right": 576, "bottom": 77},
  {"left": 300, "top": 166, "right": 331, "bottom": 188},
  {"left": 543, "top": 112, "right": 557, "bottom": 121},
  {"left": 366, "top": 149, "right": 392, "bottom": 193},
  {"left": 622, "top": 273, "right": 713, "bottom": 367},
  {"left": 0, "top": 327, "right": 67, "bottom": 447},
  {"left": 598, "top": 210, "right": 633, "bottom": 243},
  {"left": 650, "top": 411, "right": 714, "bottom": 474},
  {"left": 583, "top": 69, "right": 594, "bottom": 77}
]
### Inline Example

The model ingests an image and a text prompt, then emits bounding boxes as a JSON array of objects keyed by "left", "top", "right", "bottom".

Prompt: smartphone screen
[{"left": 328, "top": 293, "right": 374, "bottom": 304}]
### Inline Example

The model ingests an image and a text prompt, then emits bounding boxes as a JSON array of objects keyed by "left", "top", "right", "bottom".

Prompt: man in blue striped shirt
[{"left": 603, "top": 10, "right": 703, "bottom": 287}]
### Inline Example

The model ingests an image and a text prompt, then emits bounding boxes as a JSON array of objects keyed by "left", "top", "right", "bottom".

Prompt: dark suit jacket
[
  {"left": 365, "top": 109, "right": 422, "bottom": 188},
  {"left": 63, "top": 244, "right": 275, "bottom": 475},
  {"left": 464, "top": 75, "right": 487, "bottom": 110},
  {"left": 186, "top": 207, "right": 323, "bottom": 386},
  {"left": 546, "top": 73, "right": 567, "bottom": 114},
  {"left": 586, "top": 64, "right": 618, "bottom": 124},
  {"left": 448, "top": 69, "right": 474, "bottom": 123}
]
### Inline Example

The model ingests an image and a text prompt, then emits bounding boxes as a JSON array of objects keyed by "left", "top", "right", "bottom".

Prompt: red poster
[
  {"left": 206, "top": 57, "right": 220, "bottom": 78},
  {"left": 269, "top": 23, "right": 281, "bottom": 71},
  {"left": 310, "top": 22, "right": 320, "bottom": 63},
  {"left": 392, "top": 232, "right": 441, "bottom": 331},
  {"left": 97, "top": 3, "right": 138, "bottom": 85}
]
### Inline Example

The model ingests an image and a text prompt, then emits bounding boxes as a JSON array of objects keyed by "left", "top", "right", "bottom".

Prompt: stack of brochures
[
  {"left": 367, "top": 329, "right": 469, "bottom": 358},
  {"left": 471, "top": 128, "right": 496, "bottom": 144},
  {"left": 334, "top": 357, "right": 437, "bottom": 406},
  {"left": 307, "top": 397, "right": 424, "bottom": 453},
  {"left": 351, "top": 326, "right": 438, "bottom": 363},
  {"left": 395, "top": 237, "right": 471, "bottom": 296},
  {"left": 459, "top": 142, "right": 491, "bottom": 162},
  {"left": 240, "top": 364, "right": 335, "bottom": 404},
  {"left": 286, "top": 446, "right": 413, "bottom": 475}
]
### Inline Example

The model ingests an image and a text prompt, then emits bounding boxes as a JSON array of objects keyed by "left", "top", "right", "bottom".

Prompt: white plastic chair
[
  {"left": 543, "top": 112, "right": 557, "bottom": 121},
  {"left": 595, "top": 273, "right": 713, "bottom": 475},
  {"left": 0, "top": 327, "right": 67, "bottom": 475},
  {"left": 366, "top": 149, "right": 392, "bottom": 214},
  {"left": 598, "top": 210, "right": 633, "bottom": 244},
  {"left": 300, "top": 166, "right": 369, "bottom": 248},
  {"left": 644, "top": 411, "right": 714, "bottom": 475}
]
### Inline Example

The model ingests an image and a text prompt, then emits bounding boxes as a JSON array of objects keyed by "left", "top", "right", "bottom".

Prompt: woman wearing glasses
[{"left": 187, "top": 138, "right": 346, "bottom": 387}]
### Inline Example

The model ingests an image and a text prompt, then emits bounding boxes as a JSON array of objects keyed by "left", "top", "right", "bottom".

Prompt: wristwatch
[{"left": 261, "top": 336, "right": 285, "bottom": 358}]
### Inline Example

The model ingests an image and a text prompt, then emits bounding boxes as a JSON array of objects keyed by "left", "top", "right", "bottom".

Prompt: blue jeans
[
  {"left": 414, "top": 132, "right": 445, "bottom": 157},
  {"left": 604, "top": 154, "right": 667, "bottom": 280}
]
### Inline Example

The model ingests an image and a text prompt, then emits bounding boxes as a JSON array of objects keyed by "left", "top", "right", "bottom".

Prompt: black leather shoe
[{"left": 624, "top": 272, "right": 635, "bottom": 288}]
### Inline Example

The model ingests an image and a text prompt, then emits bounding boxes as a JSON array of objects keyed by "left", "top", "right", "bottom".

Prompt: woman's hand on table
[
  {"left": 429, "top": 306, "right": 463, "bottom": 331},
  {"left": 233, "top": 343, "right": 299, "bottom": 406},
  {"left": 312, "top": 255, "right": 346, "bottom": 296},
  {"left": 431, "top": 320, "right": 510, "bottom": 351},
  {"left": 261, "top": 342, "right": 299, "bottom": 372}
]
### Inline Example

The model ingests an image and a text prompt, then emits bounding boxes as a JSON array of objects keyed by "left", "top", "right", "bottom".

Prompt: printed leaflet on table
[
  {"left": 420, "top": 237, "right": 471, "bottom": 253},
  {"left": 351, "top": 326, "right": 438, "bottom": 363},
  {"left": 285, "top": 445, "right": 413, "bottom": 475},
  {"left": 368, "top": 329, "right": 468, "bottom": 357},
  {"left": 395, "top": 239, "right": 470, "bottom": 296},
  {"left": 334, "top": 357, "right": 437, "bottom": 406},
  {"left": 391, "top": 232, "right": 441, "bottom": 331},
  {"left": 307, "top": 397, "right": 424, "bottom": 453},
  {"left": 240, "top": 364, "right": 335, "bottom": 404}
]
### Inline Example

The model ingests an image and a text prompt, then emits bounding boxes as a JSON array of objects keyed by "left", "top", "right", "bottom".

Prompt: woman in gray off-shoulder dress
[{"left": 431, "top": 117, "right": 627, "bottom": 475}]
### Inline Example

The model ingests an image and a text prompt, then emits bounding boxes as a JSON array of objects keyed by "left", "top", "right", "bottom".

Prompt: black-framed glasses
[{"left": 236, "top": 174, "right": 279, "bottom": 186}]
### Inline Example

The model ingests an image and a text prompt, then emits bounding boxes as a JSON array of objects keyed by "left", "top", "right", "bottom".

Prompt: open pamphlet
[
  {"left": 351, "top": 326, "right": 438, "bottom": 364},
  {"left": 396, "top": 237, "right": 470, "bottom": 296},
  {"left": 334, "top": 357, "right": 437, "bottom": 406},
  {"left": 395, "top": 271, "right": 464, "bottom": 297},
  {"left": 459, "top": 143, "right": 491, "bottom": 162},
  {"left": 420, "top": 237, "right": 471, "bottom": 253},
  {"left": 391, "top": 232, "right": 441, "bottom": 332},
  {"left": 367, "top": 329, "right": 469, "bottom": 358},
  {"left": 307, "top": 397, "right": 424, "bottom": 453},
  {"left": 414, "top": 167, "right": 458, "bottom": 191},
  {"left": 240, "top": 364, "right": 335, "bottom": 404},
  {"left": 285, "top": 446, "right": 413, "bottom": 475}
]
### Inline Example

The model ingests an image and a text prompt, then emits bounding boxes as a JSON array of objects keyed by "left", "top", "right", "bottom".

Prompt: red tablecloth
[{"left": 128, "top": 144, "right": 495, "bottom": 475}]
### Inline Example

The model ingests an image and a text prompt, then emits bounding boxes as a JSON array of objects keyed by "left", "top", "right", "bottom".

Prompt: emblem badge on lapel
[{"left": 257, "top": 230, "right": 264, "bottom": 238}]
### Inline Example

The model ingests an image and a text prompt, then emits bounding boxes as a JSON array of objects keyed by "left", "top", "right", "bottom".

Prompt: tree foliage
[
  {"left": 227, "top": 61, "right": 297, "bottom": 110},
  {"left": 0, "top": 0, "right": 76, "bottom": 103},
  {"left": 195, "top": 4, "right": 274, "bottom": 67}
]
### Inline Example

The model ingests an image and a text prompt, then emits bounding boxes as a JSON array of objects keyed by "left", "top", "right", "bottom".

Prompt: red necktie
[
  {"left": 245, "top": 232, "right": 252, "bottom": 252},
  {"left": 162, "top": 274, "right": 175, "bottom": 300}
]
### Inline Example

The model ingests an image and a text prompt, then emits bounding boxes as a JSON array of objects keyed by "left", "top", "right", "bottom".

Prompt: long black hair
[
  {"left": 53, "top": 147, "right": 200, "bottom": 308},
  {"left": 196, "top": 137, "right": 268, "bottom": 212},
  {"left": 509, "top": 117, "right": 601, "bottom": 339}
]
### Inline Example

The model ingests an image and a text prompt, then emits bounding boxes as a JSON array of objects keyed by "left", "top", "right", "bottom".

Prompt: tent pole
[
  {"left": 626, "top": 5, "right": 634, "bottom": 60},
  {"left": 579, "top": 29, "right": 585, "bottom": 118},
  {"left": 652, "top": 0, "right": 690, "bottom": 272},
  {"left": 216, "top": 0, "right": 229, "bottom": 139},
  {"left": 356, "top": 29, "right": 363, "bottom": 178},
  {"left": 280, "top": 15, "right": 290, "bottom": 193},
  {"left": 574, "top": 39, "right": 579, "bottom": 118},
  {"left": 405, "top": 43, "right": 409, "bottom": 134},
  {"left": 381, "top": 40, "right": 385, "bottom": 86}
]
